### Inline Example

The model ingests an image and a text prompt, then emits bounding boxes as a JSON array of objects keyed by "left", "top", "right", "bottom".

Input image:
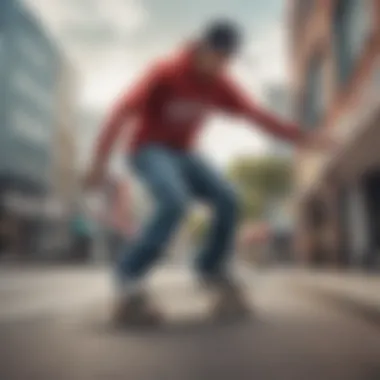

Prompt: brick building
[{"left": 290, "top": 0, "right": 380, "bottom": 268}]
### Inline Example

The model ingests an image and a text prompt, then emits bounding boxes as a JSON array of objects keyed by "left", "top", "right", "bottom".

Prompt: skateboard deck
[
  {"left": 77, "top": 271, "right": 255, "bottom": 333},
  {"left": 109, "top": 285, "right": 254, "bottom": 333}
]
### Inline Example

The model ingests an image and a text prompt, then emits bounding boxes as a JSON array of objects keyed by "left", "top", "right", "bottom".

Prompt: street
[{"left": 0, "top": 265, "right": 379, "bottom": 380}]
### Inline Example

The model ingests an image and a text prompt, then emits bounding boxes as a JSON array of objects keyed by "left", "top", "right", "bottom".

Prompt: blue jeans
[{"left": 117, "top": 145, "right": 239, "bottom": 282}]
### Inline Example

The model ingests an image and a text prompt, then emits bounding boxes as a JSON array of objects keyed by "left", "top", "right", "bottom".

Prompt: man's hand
[
  {"left": 84, "top": 162, "right": 106, "bottom": 190},
  {"left": 301, "top": 130, "right": 337, "bottom": 151}
]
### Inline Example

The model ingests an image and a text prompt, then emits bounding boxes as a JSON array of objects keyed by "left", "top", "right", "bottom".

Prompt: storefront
[
  {"left": 0, "top": 183, "right": 68, "bottom": 259},
  {"left": 298, "top": 55, "right": 380, "bottom": 268},
  {"left": 0, "top": 186, "right": 44, "bottom": 258},
  {"left": 0, "top": 0, "right": 61, "bottom": 260}
]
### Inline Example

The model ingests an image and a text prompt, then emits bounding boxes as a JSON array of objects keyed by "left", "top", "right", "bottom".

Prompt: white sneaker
[
  {"left": 201, "top": 273, "right": 251, "bottom": 321},
  {"left": 112, "top": 281, "right": 163, "bottom": 326}
]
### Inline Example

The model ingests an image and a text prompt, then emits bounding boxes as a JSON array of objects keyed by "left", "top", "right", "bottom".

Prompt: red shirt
[{"left": 95, "top": 46, "right": 302, "bottom": 160}]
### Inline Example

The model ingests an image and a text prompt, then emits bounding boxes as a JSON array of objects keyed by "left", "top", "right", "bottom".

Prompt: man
[
  {"left": 86, "top": 20, "right": 331, "bottom": 324},
  {"left": 70, "top": 210, "right": 93, "bottom": 262},
  {"left": 105, "top": 179, "right": 135, "bottom": 261}
]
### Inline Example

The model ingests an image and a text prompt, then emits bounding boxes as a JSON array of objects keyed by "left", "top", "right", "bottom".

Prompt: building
[
  {"left": 54, "top": 59, "right": 78, "bottom": 211},
  {"left": 78, "top": 110, "right": 104, "bottom": 172},
  {"left": 264, "top": 198, "right": 295, "bottom": 264},
  {"left": 237, "top": 222, "right": 270, "bottom": 266},
  {"left": 48, "top": 58, "right": 79, "bottom": 258},
  {"left": 290, "top": 0, "right": 380, "bottom": 268},
  {"left": 0, "top": 0, "right": 61, "bottom": 257},
  {"left": 91, "top": 176, "right": 136, "bottom": 261},
  {"left": 265, "top": 83, "right": 292, "bottom": 119}
]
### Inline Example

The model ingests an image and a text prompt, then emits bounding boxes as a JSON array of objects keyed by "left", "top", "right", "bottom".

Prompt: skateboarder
[{"left": 86, "top": 19, "right": 331, "bottom": 324}]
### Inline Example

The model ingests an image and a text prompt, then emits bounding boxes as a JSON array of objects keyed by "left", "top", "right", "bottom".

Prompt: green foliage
[
  {"left": 227, "top": 155, "right": 293, "bottom": 221},
  {"left": 184, "top": 156, "right": 293, "bottom": 238},
  {"left": 236, "top": 187, "right": 264, "bottom": 221},
  {"left": 186, "top": 209, "right": 209, "bottom": 243}
]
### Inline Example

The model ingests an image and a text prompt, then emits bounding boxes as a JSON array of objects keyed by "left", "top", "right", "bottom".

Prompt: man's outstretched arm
[{"left": 217, "top": 76, "right": 305, "bottom": 143}]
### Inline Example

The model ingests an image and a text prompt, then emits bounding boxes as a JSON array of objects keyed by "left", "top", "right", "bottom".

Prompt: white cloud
[
  {"left": 100, "top": 0, "right": 148, "bottom": 35},
  {"left": 197, "top": 117, "right": 268, "bottom": 169},
  {"left": 25, "top": 0, "right": 148, "bottom": 41},
  {"left": 79, "top": 50, "right": 145, "bottom": 109},
  {"left": 233, "top": 19, "right": 289, "bottom": 96},
  {"left": 24, "top": 0, "right": 154, "bottom": 110},
  {"left": 23, "top": 0, "right": 149, "bottom": 77}
]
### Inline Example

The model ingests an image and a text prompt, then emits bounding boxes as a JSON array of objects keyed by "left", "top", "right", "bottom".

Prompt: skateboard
[
  {"left": 80, "top": 277, "right": 254, "bottom": 333},
  {"left": 107, "top": 286, "right": 254, "bottom": 333}
]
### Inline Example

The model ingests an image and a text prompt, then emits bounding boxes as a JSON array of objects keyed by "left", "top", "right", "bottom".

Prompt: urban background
[
  {"left": 0, "top": 0, "right": 135, "bottom": 263},
  {"left": 0, "top": 1, "right": 380, "bottom": 379},
  {"left": 0, "top": 0, "right": 379, "bottom": 273}
]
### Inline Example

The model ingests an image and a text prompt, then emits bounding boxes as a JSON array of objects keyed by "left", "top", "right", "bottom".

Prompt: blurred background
[
  {"left": 0, "top": 0, "right": 379, "bottom": 271},
  {"left": 0, "top": 1, "right": 379, "bottom": 379}
]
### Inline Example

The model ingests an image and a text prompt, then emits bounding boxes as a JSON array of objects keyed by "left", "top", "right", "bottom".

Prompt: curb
[{"left": 291, "top": 283, "right": 380, "bottom": 328}]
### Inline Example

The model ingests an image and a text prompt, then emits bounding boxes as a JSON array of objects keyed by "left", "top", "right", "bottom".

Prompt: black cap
[{"left": 202, "top": 19, "right": 242, "bottom": 55}]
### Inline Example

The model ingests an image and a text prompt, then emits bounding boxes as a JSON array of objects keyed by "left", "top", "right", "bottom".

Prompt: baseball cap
[{"left": 201, "top": 19, "right": 242, "bottom": 56}]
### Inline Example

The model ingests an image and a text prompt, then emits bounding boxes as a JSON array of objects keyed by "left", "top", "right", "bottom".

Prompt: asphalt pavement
[{"left": 0, "top": 264, "right": 379, "bottom": 380}]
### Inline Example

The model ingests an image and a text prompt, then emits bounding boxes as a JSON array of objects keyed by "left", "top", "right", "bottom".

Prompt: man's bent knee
[
  {"left": 217, "top": 186, "right": 239, "bottom": 217},
  {"left": 161, "top": 193, "right": 188, "bottom": 222}
]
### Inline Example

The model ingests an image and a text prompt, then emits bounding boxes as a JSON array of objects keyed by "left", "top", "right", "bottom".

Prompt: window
[
  {"left": 298, "top": 0, "right": 315, "bottom": 18},
  {"left": 11, "top": 67, "right": 52, "bottom": 112},
  {"left": 0, "top": 6, "right": 4, "bottom": 70},
  {"left": 333, "top": 0, "right": 372, "bottom": 85},
  {"left": 308, "top": 198, "right": 327, "bottom": 229},
  {"left": 294, "top": 0, "right": 315, "bottom": 34},
  {"left": 0, "top": 1, "right": 5, "bottom": 33},
  {"left": 11, "top": 108, "right": 48, "bottom": 144},
  {"left": 301, "top": 55, "right": 326, "bottom": 130},
  {"left": 0, "top": 36, "right": 4, "bottom": 68},
  {"left": 16, "top": 33, "right": 49, "bottom": 73}
]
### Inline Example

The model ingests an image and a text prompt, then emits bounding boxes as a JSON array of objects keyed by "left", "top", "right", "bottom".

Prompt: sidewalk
[{"left": 287, "top": 269, "right": 380, "bottom": 326}]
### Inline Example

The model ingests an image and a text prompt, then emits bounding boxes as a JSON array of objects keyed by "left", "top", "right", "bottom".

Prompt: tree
[
  {"left": 227, "top": 155, "right": 293, "bottom": 221},
  {"left": 186, "top": 207, "right": 209, "bottom": 243},
  {"left": 236, "top": 187, "right": 264, "bottom": 221}
]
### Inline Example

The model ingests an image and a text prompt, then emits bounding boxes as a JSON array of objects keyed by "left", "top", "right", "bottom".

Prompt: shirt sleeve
[
  {"left": 216, "top": 76, "right": 303, "bottom": 143},
  {"left": 94, "top": 63, "right": 168, "bottom": 162}
]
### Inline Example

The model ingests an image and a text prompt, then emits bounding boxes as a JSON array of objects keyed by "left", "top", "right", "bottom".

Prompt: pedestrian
[
  {"left": 85, "top": 19, "right": 332, "bottom": 324},
  {"left": 70, "top": 211, "right": 93, "bottom": 263}
]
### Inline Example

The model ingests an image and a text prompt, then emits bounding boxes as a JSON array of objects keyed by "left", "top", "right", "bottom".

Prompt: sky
[{"left": 25, "top": 0, "right": 292, "bottom": 173}]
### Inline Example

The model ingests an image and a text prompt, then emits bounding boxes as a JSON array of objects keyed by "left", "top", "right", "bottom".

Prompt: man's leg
[
  {"left": 183, "top": 154, "right": 239, "bottom": 276},
  {"left": 183, "top": 153, "right": 250, "bottom": 318},
  {"left": 114, "top": 146, "right": 190, "bottom": 323}
]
